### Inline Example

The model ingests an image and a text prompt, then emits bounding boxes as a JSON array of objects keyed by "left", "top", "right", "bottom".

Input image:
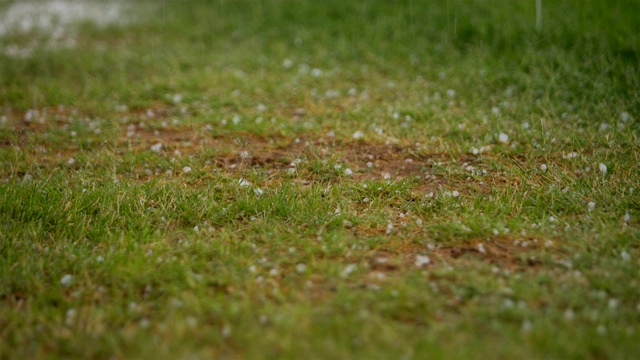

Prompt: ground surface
[{"left": 1, "top": 0, "right": 639, "bottom": 359}]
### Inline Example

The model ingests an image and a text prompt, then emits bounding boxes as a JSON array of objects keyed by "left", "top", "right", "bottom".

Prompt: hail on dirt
[
  {"left": 295, "top": 263, "right": 306, "bottom": 273},
  {"left": 341, "top": 264, "right": 357, "bottom": 277},
  {"left": 150, "top": 143, "right": 163, "bottom": 152},
  {"left": 385, "top": 222, "right": 393, "bottom": 234},
  {"left": 415, "top": 255, "right": 430, "bottom": 267},
  {"left": 477, "top": 243, "right": 487, "bottom": 254}
]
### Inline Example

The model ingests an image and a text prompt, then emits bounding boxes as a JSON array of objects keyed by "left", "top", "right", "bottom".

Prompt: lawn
[{"left": 1, "top": 0, "right": 639, "bottom": 358}]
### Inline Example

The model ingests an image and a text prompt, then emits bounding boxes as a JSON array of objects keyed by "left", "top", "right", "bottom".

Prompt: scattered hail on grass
[
  {"left": 0, "top": 0, "right": 128, "bottom": 57},
  {"left": 341, "top": 264, "right": 357, "bottom": 277},
  {"left": 60, "top": 274, "right": 73, "bottom": 287},
  {"left": 442, "top": 190, "right": 460, "bottom": 197},
  {"left": 470, "top": 145, "right": 491, "bottom": 155},
  {"left": 599, "top": 163, "right": 608, "bottom": 175},
  {"left": 620, "top": 250, "right": 631, "bottom": 261}
]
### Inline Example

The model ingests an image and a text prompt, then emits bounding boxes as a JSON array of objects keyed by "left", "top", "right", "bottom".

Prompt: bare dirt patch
[
  {"left": 368, "top": 237, "right": 546, "bottom": 275},
  {"left": 123, "top": 125, "right": 450, "bottom": 183},
  {"left": 433, "top": 239, "right": 544, "bottom": 269},
  {"left": 2, "top": 115, "right": 504, "bottom": 196}
]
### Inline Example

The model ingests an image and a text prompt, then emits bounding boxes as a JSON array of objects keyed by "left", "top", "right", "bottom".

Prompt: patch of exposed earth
[{"left": 120, "top": 124, "right": 453, "bottom": 184}]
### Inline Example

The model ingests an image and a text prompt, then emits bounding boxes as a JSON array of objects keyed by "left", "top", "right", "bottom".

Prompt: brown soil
[
  {"left": 368, "top": 237, "right": 546, "bottom": 274},
  {"left": 121, "top": 125, "right": 451, "bottom": 183}
]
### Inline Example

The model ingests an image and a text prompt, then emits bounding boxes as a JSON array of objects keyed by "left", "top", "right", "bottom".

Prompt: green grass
[{"left": 1, "top": 0, "right": 639, "bottom": 358}]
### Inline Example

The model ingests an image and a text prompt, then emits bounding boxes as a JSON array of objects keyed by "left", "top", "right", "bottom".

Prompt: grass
[{"left": 0, "top": 0, "right": 639, "bottom": 358}]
